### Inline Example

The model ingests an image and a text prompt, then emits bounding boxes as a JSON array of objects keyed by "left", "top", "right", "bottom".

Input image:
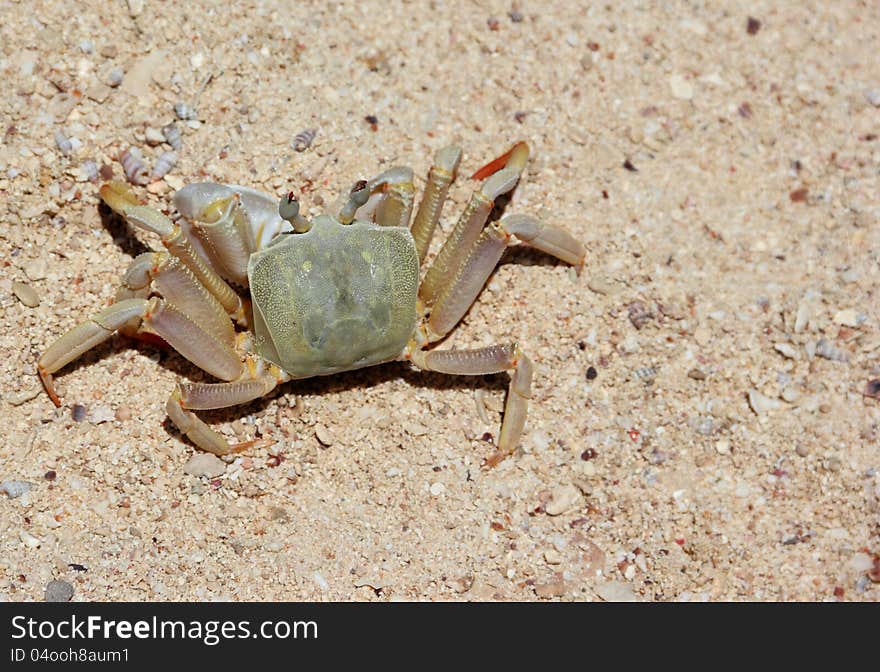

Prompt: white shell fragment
[
  {"left": 54, "top": 130, "right": 73, "bottom": 156},
  {"left": 748, "top": 389, "right": 782, "bottom": 414},
  {"left": 544, "top": 484, "right": 584, "bottom": 516},
  {"left": 815, "top": 339, "right": 850, "bottom": 363}
]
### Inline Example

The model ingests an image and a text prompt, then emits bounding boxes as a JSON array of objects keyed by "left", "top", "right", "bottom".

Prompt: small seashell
[
  {"left": 54, "top": 130, "right": 73, "bottom": 156},
  {"left": 174, "top": 102, "right": 197, "bottom": 121},
  {"left": 632, "top": 365, "right": 658, "bottom": 381},
  {"left": 150, "top": 151, "right": 177, "bottom": 180},
  {"left": 119, "top": 146, "right": 148, "bottom": 185},
  {"left": 815, "top": 338, "right": 850, "bottom": 363},
  {"left": 161, "top": 122, "right": 182, "bottom": 151},
  {"left": 628, "top": 300, "right": 653, "bottom": 329},
  {"left": 292, "top": 127, "right": 318, "bottom": 152}
]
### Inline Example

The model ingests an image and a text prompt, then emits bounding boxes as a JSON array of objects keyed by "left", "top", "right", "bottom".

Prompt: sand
[{"left": 1, "top": 1, "right": 879, "bottom": 601}]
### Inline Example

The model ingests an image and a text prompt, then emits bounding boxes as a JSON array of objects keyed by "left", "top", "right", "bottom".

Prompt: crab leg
[
  {"left": 407, "top": 343, "right": 532, "bottom": 466},
  {"left": 38, "top": 298, "right": 153, "bottom": 406},
  {"left": 369, "top": 167, "right": 416, "bottom": 228},
  {"left": 426, "top": 214, "right": 585, "bottom": 342},
  {"left": 419, "top": 142, "right": 529, "bottom": 307},
  {"left": 166, "top": 364, "right": 286, "bottom": 455},
  {"left": 410, "top": 145, "right": 462, "bottom": 262},
  {"left": 38, "top": 295, "right": 243, "bottom": 406},
  {"left": 100, "top": 182, "right": 248, "bottom": 325}
]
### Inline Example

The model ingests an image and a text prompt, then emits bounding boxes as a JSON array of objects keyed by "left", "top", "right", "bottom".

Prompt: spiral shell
[
  {"left": 150, "top": 151, "right": 177, "bottom": 181},
  {"left": 161, "top": 122, "right": 182, "bottom": 151},
  {"left": 54, "top": 130, "right": 73, "bottom": 156},
  {"left": 292, "top": 127, "right": 318, "bottom": 152},
  {"left": 173, "top": 102, "right": 197, "bottom": 121},
  {"left": 119, "top": 146, "right": 149, "bottom": 185}
]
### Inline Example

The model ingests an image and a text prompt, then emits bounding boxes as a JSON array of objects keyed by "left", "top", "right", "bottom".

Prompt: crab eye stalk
[
  {"left": 278, "top": 191, "right": 310, "bottom": 233},
  {"left": 339, "top": 179, "right": 371, "bottom": 224}
]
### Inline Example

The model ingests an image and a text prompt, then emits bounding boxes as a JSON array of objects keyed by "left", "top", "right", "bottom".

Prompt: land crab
[{"left": 38, "top": 141, "right": 584, "bottom": 466}]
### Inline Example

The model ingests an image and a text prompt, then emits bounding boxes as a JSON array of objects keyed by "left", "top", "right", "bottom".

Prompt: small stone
[
  {"left": 595, "top": 580, "right": 637, "bottom": 602},
  {"left": 85, "top": 84, "right": 112, "bottom": 103},
  {"left": 544, "top": 548, "right": 563, "bottom": 564},
  {"left": 429, "top": 482, "right": 446, "bottom": 496},
  {"left": 20, "top": 530, "right": 42, "bottom": 548},
  {"left": 315, "top": 424, "right": 334, "bottom": 446},
  {"left": 628, "top": 300, "right": 653, "bottom": 329},
  {"left": 795, "top": 443, "right": 809, "bottom": 457},
  {"left": 2, "top": 480, "right": 32, "bottom": 498},
  {"left": 71, "top": 404, "right": 87, "bottom": 422},
  {"left": 89, "top": 405, "right": 115, "bottom": 424},
  {"left": 865, "top": 89, "right": 880, "bottom": 107},
  {"left": 12, "top": 281, "right": 40, "bottom": 307},
  {"left": 24, "top": 258, "right": 48, "bottom": 281},
  {"left": 544, "top": 484, "right": 584, "bottom": 516},
  {"left": 115, "top": 405, "right": 132, "bottom": 421},
  {"left": 781, "top": 386, "right": 800, "bottom": 403},
  {"left": 183, "top": 453, "right": 226, "bottom": 478},
  {"left": 687, "top": 367, "right": 706, "bottom": 381},
  {"left": 670, "top": 74, "right": 694, "bottom": 100},
  {"left": 748, "top": 389, "right": 782, "bottom": 415},
  {"left": 715, "top": 438, "right": 731, "bottom": 455},
  {"left": 587, "top": 275, "right": 617, "bottom": 295},
  {"left": 832, "top": 309, "right": 860, "bottom": 328},
  {"left": 44, "top": 580, "right": 74, "bottom": 602},
  {"left": 534, "top": 578, "right": 567, "bottom": 598},
  {"left": 144, "top": 127, "right": 165, "bottom": 146},
  {"left": 774, "top": 342, "right": 798, "bottom": 359},
  {"left": 100, "top": 44, "right": 118, "bottom": 59},
  {"left": 7, "top": 386, "right": 40, "bottom": 406}
]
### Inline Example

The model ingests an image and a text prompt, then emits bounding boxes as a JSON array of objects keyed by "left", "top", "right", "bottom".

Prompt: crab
[{"left": 37, "top": 141, "right": 584, "bottom": 466}]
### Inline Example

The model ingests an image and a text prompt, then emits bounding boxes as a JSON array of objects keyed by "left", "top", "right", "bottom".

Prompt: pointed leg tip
[{"left": 37, "top": 366, "right": 62, "bottom": 407}]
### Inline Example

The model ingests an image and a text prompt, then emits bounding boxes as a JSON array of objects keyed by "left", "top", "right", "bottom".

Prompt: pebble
[
  {"left": 19, "top": 530, "right": 42, "bottom": 548},
  {"left": 694, "top": 326, "right": 711, "bottom": 346},
  {"left": 24, "top": 258, "right": 48, "bottom": 281},
  {"left": 544, "top": 484, "right": 584, "bottom": 516},
  {"left": 832, "top": 309, "right": 860, "bottom": 328},
  {"left": 865, "top": 89, "right": 880, "bottom": 107},
  {"left": 748, "top": 389, "right": 782, "bottom": 415},
  {"left": 1, "top": 480, "right": 32, "bottom": 498},
  {"left": 587, "top": 275, "right": 617, "bottom": 295},
  {"left": 312, "top": 572, "right": 329, "bottom": 592},
  {"left": 44, "top": 580, "right": 74, "bottom": 602},
  {"left": 715, "top": 438, "right": 731, "bottom": 455},
  {"left": 687, "top": 367, "right": 707, "bottom": 381},
  {"left": 12, "top": 280, "right": 40, "bottom": 308},
  {"left": 115, "top": 405, "right": 132, "bottom": 421},
  {"left": 7, "top": 387, "right": 41, "bottom": 406},
  {"left": 544, "top": 548, "right": 563, "bottom": 564},
  {"left": 106, "top": 67, "right": 124, "bottom": 87},
  {"left": 144, "top": 127, "right": 165, "bottom": 146},
  {"left": 670, "top": 74, "right": 694, "bottom": 100},
  {"left": 183, "top": 453, "right": 226, "bottom": 478},
  {"left": 595, "top": 580, "right": 637, "bottom": 602},
  {"left": 429, "top": 482, "right": 446, "bottom": 496},
  {"left": 314, "top": 424, "right": 335, "bottom": 447},
  {"left": 774, "top": 342, "right": 798, "bottom": 359},
  {"left": 89, "top": 405, "right": 115, "bottom": 424},
  {"left": 534, "top": 578, "right": 567, "bottom": 598},
  {"left": 815, "top": 339, "right": 850, "bottom": 363},
  {"left": 72, "top": 404, "right": 87, "bottom": 422},
  {"left": 781, "top": 386, "right": 799, "bottom": 403}
]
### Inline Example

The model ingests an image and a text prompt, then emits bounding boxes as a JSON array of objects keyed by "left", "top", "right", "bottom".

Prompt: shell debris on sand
[
  {"left": 292, "top": 127, "right": 318, "bottom": 152},
  {"left": 119, "top": 146, "right": 149, "bottom": 185}
]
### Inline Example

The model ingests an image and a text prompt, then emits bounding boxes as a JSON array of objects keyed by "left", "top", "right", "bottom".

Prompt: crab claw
[{"left": 470, "top": 141, "right": 529, "bottom": 180}]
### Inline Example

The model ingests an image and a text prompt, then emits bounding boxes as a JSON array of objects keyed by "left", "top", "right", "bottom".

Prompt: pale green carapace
[{"left": 248, "top": 215, "right": 419, "bottom": 378}]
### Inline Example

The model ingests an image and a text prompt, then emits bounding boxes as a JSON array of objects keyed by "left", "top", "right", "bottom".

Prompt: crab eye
[
  {"left": 349, "top": 179, "right": 370, "bottom": 207},
  {"left": 278, "top": 191, "right": 300, "bottom": 222}
]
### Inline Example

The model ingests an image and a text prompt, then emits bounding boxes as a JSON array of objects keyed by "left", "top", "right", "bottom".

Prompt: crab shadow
[{"left": 98, "top": 202, "right": 153, "bottom": 259}]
